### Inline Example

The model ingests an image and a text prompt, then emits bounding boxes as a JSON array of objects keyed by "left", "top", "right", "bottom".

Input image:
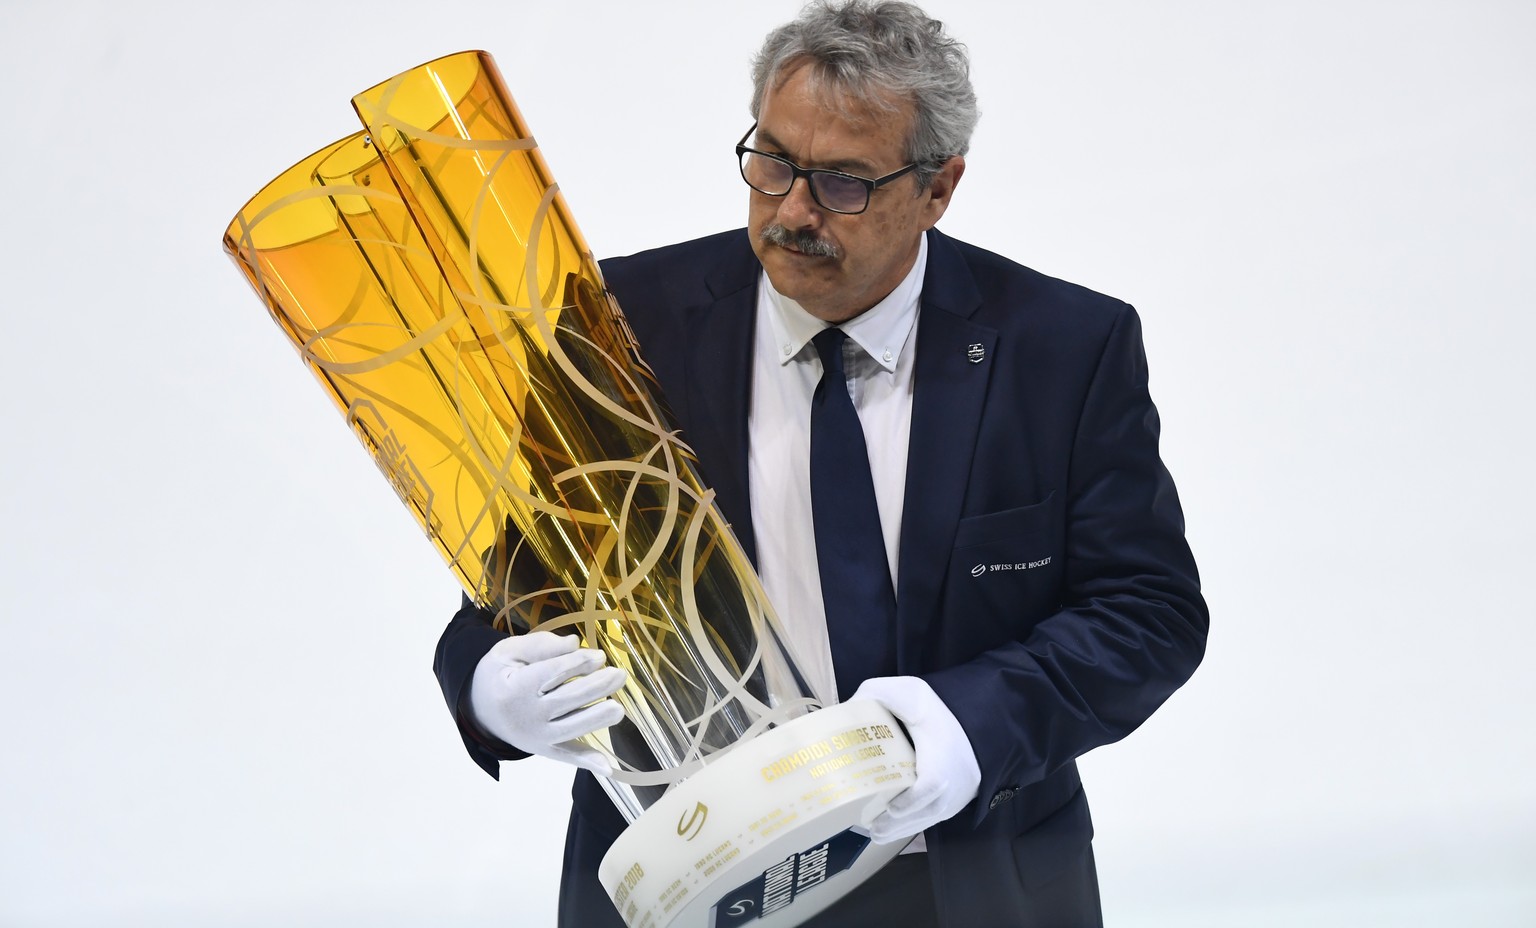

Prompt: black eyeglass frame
[{"left": 735, "top": 123, "right": 920, "bottom": 215}]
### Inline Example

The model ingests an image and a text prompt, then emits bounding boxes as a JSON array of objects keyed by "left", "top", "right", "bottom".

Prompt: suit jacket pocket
[
  {"left": 1011, "top": 786, "right": 1094, "bottom": 889},
  {"left": 945, "top": 493, "right": 1063, "bottom": 646},
  {"left": 953, "top": 491, "right": 1057, "bottom": 549}
]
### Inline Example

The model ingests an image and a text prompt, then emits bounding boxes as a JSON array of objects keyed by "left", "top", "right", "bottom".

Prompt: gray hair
[{"left": 750, "top": 0, "right": 979, "bottom": 189}]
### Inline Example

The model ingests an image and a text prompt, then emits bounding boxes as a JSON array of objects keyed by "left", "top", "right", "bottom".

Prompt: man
[{"left": 435, "top": 2, "right": 1207, "bottom": 925}]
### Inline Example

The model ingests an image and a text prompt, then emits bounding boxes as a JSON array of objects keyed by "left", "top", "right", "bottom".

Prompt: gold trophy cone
[{"left": 223, "top": 51, "right": 915, "bottom": 927}]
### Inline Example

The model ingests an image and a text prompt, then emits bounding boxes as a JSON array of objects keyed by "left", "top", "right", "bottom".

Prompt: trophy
[{"left": 222, "top": 51, "right": 916, "bottom": 927}]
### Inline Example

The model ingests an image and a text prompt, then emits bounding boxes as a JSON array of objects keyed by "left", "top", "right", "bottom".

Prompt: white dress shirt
[{"left": 747, "top": 234, "right": 927, "bottom": 707}]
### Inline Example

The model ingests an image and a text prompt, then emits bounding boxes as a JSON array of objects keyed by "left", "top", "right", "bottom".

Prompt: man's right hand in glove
[{"left": 468, "top": 631, "right": 627, "bottom": 775}]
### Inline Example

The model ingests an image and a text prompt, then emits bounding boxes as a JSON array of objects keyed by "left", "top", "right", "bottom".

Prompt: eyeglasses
[{"left": 735, "top": 123, "right": 919, "bottom": 215}]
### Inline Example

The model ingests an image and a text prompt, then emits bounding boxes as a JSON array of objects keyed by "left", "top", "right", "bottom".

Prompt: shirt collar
[{"left": 761, "top": 233, "right": 927, "bottom": 373}]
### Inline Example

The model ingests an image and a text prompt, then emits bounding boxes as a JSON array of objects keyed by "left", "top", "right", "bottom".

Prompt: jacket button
[{"left": 988, "top": 788, "right": 1016, "bottom": 810}]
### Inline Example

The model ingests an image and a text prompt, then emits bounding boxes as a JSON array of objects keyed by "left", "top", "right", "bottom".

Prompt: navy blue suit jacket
[{"left": 434, "top": 228, "right": 1207, "bottom": 926}]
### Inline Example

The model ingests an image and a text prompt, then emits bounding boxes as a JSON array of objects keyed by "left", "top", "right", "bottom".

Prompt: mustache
[{"left": 759, "top": 224, "right": 839, "bottom": 259}]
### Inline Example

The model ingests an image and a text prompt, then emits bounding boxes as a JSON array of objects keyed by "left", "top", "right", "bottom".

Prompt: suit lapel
[
  {"left": 682, "top": 236, "right": 760, "bottom": 565},
  {"left": 897, "top": 230, "right": 995, "bottom": 672}
]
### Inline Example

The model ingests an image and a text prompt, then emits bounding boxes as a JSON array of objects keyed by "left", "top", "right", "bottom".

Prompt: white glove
[
  {"left": 469, "top": 631, "right": 627, "bottom": 775},
  {"left": 850, "top": 676, "right": 982, "bottom": 844}
]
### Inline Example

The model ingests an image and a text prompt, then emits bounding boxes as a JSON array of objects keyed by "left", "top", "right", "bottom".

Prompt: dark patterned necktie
[{"left": 810, "top": 328, "right": 898, "bottom": 701}]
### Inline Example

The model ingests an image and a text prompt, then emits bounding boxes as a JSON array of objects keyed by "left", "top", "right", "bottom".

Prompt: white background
[{"left": 2, "top": 1, "right": 1532, "bottom": 925}]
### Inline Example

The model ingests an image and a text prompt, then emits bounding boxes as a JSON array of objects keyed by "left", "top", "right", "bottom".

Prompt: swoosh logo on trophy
[{"left": 677, "top": 802, "right": 708, "bottom": 841}]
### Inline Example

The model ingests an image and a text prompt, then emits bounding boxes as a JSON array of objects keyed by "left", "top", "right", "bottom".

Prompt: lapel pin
[{"left": 966, "top": 343, "right": 985, "bottom": 364}]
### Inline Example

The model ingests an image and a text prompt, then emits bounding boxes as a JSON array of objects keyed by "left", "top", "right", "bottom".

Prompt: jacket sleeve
[
  {"left": 922, "top": 304, "right": 1208, "bottom": 827},
  {"left": 432, "top": 595, "right": 531, "bottom": 778}
]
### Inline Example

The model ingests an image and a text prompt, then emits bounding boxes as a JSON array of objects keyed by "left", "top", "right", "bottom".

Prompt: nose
[{"left": 774, "top": 175, "right": 823, "bottom": 229}]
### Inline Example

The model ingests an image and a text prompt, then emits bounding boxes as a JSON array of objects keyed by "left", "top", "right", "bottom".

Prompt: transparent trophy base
[{"left": 599, "top": 701, "right": 918, "bottom": 928}]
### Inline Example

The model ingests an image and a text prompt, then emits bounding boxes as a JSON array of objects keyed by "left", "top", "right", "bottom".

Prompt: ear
[{"left": 919, "top": 155, "right": 966, "bottom": 228}]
